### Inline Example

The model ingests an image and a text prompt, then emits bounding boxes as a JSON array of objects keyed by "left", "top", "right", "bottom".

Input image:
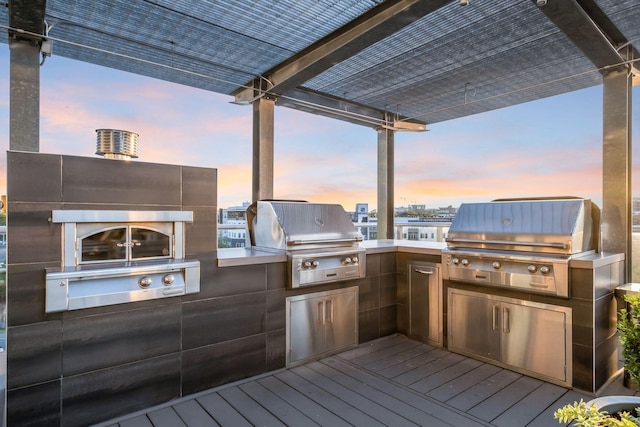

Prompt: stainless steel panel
[
  {"left": 45, "top": 259, "right": 200, "bottom": 313},
  {"left": 442, "top": 249, "right": 570, "bottom": 297},
  {"left": 448, "top": 289, "right": 500, "bottom": 361},
  {"left": 501, "top": 301, "right": 570, "bottom": 382},
  {"left": 447, "top": 288, "right": 572, "bottom": 387},
  {"left": 51, "top": 210, "right": 193, "bottom": 223},
  {"left": 446, "top": 198, "right": 596, "bottom": 255},
  {"left": 286, "top": 286, "right": 358, "bottom": 367},
  {"left": 289, "top": 248, "right": 365, "bottom": 288},
  {"left": 324, "top": 287, "right": 358, "bottom": 353},
  {"left": 247, "top": 201, "right": 361, "bottom": 251},
  {"left": 409, "top": 262, "right": 442, "bottom": 346},
  {"left": 288, "top": 294, "right": 326, "bottom": 363}
]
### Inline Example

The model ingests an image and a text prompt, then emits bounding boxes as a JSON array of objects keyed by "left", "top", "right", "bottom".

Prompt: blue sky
[{"left": 1, "top": 47, "right": 638, "bottom": 210}]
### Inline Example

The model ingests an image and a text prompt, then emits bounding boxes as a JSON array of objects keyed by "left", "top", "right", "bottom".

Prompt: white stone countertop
[{"left": 217, "top": 240, "right": 446, "bottom": 267}]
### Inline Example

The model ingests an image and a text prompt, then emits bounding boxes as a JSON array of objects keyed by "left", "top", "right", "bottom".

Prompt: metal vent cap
[{"left": 96, "top": 129, "right": 139, "bottom": 160}]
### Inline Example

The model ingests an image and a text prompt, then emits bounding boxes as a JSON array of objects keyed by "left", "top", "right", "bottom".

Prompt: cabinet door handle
[
  {"left": 503, "top": 307, "right": 510, "bottom": 333},
  {"left": 326, "top": 299, "right": 334, "bottom": 324},
  {"left": 319, "top": 301, "right": 326, "bottom": 325},
  {"left": 492, "top": 304, "right": 499, "bottom": 331},
  {"left": 414, "top": 269, "right": 433, "bottom": 275}
]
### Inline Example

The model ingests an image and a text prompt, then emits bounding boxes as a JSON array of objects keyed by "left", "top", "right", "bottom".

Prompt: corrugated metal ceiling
[{"left": 2, "top": 0, "right": 639, "bottom": 128}]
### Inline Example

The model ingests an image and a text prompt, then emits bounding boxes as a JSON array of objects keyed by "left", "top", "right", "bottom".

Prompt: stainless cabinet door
[
  {"left": 448, "top": 290, "right": 500, "bottom": 361},
  {"left": 409, "top": 263, "right": 441, "bottom": 345},
  {"left": 501, "top": 302, "right": 568, "bottom": 382},
  {"left": 325, "top": 288, "right": 358, "bottom": 353},
  {"left": 289, "top": 295, "right": 326, "bottom": 363}
]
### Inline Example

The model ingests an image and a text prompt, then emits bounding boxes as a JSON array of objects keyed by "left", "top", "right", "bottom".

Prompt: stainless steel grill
[
  {"left": 442, "top": 197, "right": 599, "bottom": 298},
  {"left": 246, "top": 200, "right": 365, "bottom": 288}
]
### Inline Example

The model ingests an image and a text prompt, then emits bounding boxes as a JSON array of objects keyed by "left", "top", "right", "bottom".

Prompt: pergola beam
[{"left": 234, "top": 0, "right": 449, "bottom": 127}]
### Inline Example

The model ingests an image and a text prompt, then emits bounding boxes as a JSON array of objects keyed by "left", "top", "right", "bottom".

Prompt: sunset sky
[{"left": 1, "top": 47, "right": 639, "bottom": 210}]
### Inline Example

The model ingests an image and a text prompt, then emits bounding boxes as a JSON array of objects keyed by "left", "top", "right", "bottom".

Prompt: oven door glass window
[
  {"left": 80, "top": 227, "right": 127, "bottom": 262},
  {"left": 78, "top": 223, "right": 173, "bottom": 264},
  {"left": 131, "top": 227, "right": 171, "bottom": 259}
]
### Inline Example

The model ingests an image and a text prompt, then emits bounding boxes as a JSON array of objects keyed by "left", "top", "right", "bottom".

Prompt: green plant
[
  {"left": 554, "top": 399, "right": 640, "bottom": 426},
  {"left": 618, "top": 293, "right": 640, "bottom": 385}
]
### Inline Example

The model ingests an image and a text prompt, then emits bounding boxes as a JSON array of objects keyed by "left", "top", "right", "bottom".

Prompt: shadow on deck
[{"left": 95, "top": 334, "right": 640, "bottom": 427}]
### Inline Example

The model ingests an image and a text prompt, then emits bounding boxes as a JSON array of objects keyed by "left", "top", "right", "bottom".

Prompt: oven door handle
[
  {"left": 445, "top": 237, "right": 567, "bottom": 249},
  {"left": 414, "top": 269, "right": 434, "bottom": 275}
]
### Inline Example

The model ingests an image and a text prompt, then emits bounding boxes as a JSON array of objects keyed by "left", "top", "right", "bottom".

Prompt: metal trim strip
[{"left": 51, "top": 210, "right": 193, "bottom": 223}]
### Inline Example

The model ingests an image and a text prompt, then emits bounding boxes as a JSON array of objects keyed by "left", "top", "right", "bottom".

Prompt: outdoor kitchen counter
[
  {"left": 360, "top": 239, "right": 446, "bottom": 255},
  {"left": 569, "top": 251, "right": 625, "bottom": 269},
  {"left": 216, "top": 239, "right": 446, "bottom": 267},
  {"left": 217, "top": 247, "right": 287, "bottom": 267}
]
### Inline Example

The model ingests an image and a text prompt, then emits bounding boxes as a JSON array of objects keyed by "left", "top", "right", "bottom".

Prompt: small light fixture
[{"left": 537, "top": 0, "right": 547, "bottom": 6}]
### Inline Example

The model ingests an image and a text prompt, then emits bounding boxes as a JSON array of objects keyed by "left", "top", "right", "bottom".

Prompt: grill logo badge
[
  {"left": 501, "top": 217, "right": 512, "bottom": 226},
  {"left": 314, "top": 218, "right": 324, "bottom": 227}
]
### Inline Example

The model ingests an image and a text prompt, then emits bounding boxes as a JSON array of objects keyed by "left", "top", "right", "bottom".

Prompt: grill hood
[
  {"left": 445, "top": 197, "right": 600, "bottom": 256},
  {"left": 246, "top": 200, "right": 362, "bottom": 251}
]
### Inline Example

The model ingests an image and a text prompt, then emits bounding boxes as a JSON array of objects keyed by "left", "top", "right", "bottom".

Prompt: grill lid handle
[{"left": 445, "top": 237, "right": 568, "bottom": 250}]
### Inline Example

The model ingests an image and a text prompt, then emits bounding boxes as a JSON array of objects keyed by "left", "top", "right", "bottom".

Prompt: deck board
[
  {"left": 217, "top": 387, "right": 286, "bottom": 427},
  {"left": 490, "top": 382, "right": 568, "bottom": 427},
  {"left": 467, "top": 375, "right": 544, "bottom": 422},
  {"left": 444, "top": 369, "right": 522, "bottom": 412},
  {"left": 146, "top": 407, "right": 187, "bottom": 427},
  {"left": 257, "top": 375, "right": 350, "bottom": 427},
  {"left": 363, "top": 342, "right": 435, "bottom": 372},
  {"left": 324, "top": 356, "right": 490, "bottom": 427},
  {"left": 277, "top": 368, "right": 386, "bottom": 427},
  {"left": 428, "top": 363, "right": 502, "bottom": 402},
  {"left": 172, "top": 400, "right": 220, "bottom": 427},
  {"left": 409, "top": 357, "right": 484, "bottom": 393},
  {"left": 196, "top": 392, "right": 252, "bottom": 427},
  {"left": 289, "top": 364, "right": 412, "bottom": 427},
  {"left": 97, "top": 334, "right": 614, "bottom": 427}
]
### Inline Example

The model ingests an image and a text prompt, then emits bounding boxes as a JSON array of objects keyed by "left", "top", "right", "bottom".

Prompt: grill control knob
[
  {"left": 311, "top": 261, "right": 319, "bottom": 268},
  {"left": 492, "top": 262, "right": 501, "bottom": 270},
  {"left": 352, "top": 256, "right": 359, "bottom": 264},
  {"left": 303, "top": 261, "right": 312, "bottom": 269},
  {"left": 139, "top": 276, "right": 152, "bottom": 288},
  {"left": 540, "top": 266, "right": 550, "bottom": 274},
  {"left": 451, "top": 257, "right": 460, "bottom": 265},
  {"left": 461, "top": 259, "right": 470, "bottom": 267},
  {"left": 344, "top": 257, "right": 352, "bottom": 265},
  {"left": 162, "top": 274, "right": 175, "bottom": 286},
  {"left": 527, "top": 265, "right": 538, "bottom": 273}
]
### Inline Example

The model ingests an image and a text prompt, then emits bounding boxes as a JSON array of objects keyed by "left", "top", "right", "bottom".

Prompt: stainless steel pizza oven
[
  {"left": 442, "top": 197, "right": 599, "bottom": 298},
  {"left": 246, "top": 200, "right": 365, "bottom": 288},
  {"left": 45, "top": 210, "right": 200, "bottom": 312}
]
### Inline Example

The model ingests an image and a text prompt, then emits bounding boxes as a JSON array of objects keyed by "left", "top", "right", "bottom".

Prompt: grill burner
[
  {"left": 442, "top": 197, "right": 599, "bottom": 297},
  {"left": 246, "top": 200, "right": 365, "bottom": 288}
]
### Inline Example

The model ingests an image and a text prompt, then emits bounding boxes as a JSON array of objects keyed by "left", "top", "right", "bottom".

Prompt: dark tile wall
[
  {"left": 570, "top": 260, "right": 624, "bottom": 392},
  {"left": 359, "top": 252, "right": 398, "bottom": 342},
  {"left": 7, "top": 151, "right": 403, "bottom": 426},
  {"left": 6, "top": 152, "right": 220, "bottom": 426}
]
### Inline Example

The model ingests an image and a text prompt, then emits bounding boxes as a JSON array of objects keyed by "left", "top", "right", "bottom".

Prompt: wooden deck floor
[{"left": 95, "top": 335, "right": 639, "bottom": 427}]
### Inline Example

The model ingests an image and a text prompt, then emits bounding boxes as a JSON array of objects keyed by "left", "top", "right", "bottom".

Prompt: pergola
[{"left": 3, "top": 0, "right": 639, "bottom": 275}]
